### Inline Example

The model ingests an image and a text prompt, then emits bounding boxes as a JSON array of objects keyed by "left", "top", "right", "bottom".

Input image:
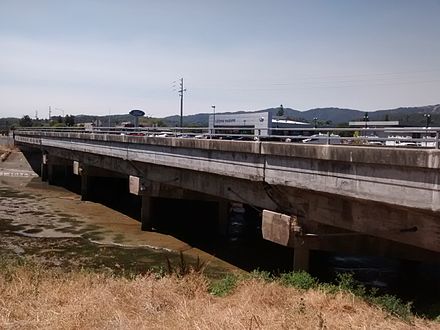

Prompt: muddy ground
[{"left": 0, "top": 147, "right": 239, "bottom": 278}]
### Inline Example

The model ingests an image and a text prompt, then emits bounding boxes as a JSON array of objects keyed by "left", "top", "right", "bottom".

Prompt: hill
[{"left": 162, "top": 104, "right": 440, "bottom": 127}]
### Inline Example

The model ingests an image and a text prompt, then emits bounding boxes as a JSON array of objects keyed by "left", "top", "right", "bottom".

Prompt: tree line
[{"left": 18, "top": 115, "right": 76, "bottom": 128}]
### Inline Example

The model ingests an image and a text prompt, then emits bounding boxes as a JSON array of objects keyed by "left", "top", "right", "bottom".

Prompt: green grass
[
  {"left": 209, "top": 274, "right": 238, "bottom": 297},
  {"left": 279, "top": 270, "right": 318, "bottom": 290}
]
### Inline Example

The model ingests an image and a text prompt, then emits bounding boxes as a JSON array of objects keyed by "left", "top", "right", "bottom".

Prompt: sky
[{"left": 1, "top": 0, "right": 440, "bottom": 119}]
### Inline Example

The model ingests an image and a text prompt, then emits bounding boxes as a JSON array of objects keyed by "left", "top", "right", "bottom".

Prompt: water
[{"left": 0, "top": 176, "right": 238, "bottom": 279}]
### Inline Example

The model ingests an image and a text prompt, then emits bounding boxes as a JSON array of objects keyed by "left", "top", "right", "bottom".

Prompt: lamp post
[
  {"left": 424, "top": 113, "right": 431, "bottom": 128},
  {"left": 313, "top": 117, "right": 318, "bottom": 129},
  {"left": 364, "top": 112, "right": 369, "bottom": 129}
]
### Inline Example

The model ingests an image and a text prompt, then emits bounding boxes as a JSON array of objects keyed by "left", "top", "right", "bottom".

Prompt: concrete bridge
[{"left": 14, "top": 129, "right": 440, "bottom": 269}]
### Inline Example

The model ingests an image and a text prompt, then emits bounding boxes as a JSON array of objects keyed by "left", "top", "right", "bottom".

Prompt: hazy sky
[{"left": 1, "top": 0, "right": 439, "bottom": 118}]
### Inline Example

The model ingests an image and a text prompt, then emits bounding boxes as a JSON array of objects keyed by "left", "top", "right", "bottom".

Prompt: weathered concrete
[
  {"left": 262, "top": 209, "right": 440, "bottom": 264},
  {"left": 13, "top": 130, "right": 440, "bottom": 254}
]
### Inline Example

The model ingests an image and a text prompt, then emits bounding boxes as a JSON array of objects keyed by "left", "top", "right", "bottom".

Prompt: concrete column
[
  {"left": 80, "top": 171, "right": 91, "bottom": 201},
  {"left": 41, "top": 153, "right": 48, "bottom": 182},
  {"left": 63, "top": 165, "right": 70, "bottom": 184},
  {"left": 293, "top": 247, "right": 310, "bottom": 272},
  {"left": 47, "top": 162, "right": 55, "bottom": 185},
  {"left": 40, "top": 163, "right": 48, "bottom": 182},
  {"left": 141, "top": 194, "right": 153, "bottom": 231}
]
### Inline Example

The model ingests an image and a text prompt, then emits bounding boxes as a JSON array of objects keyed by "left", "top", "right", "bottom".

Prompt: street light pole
[
  {"left": 364, "top": 112, "right": 369, "bottom": 129},
  {"left": 313, "top": 117, "right": 318, "bottom": 129},
  {"left": 424, "top": 113, "right": 431, "bottom": 128}
]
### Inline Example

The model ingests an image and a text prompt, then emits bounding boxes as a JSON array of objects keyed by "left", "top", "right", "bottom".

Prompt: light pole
[
  {"left": 211, "top": 105, "right": 216, "bottom": 136},
  {"left": 313, "top": 117, "right": 318, "bottom": 129},
  {"left": 424, "top": 113, "right": 431, "bottom": 128},
  {"left": 364, "top": 112, "right": 369, "bottom": 129}
]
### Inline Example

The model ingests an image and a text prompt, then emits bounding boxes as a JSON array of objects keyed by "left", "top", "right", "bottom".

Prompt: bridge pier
[
  {"left": 141, "top": 195, "right": 154, "bottom": 231},
  {"left": 45, "top": 155, "right": 72, "bottom": 186},
  {"left": 80, "top": 170, "right": 91, "bottom": 201},
  {"left": 129, "top": 175, "right": 156, "bottom": 231},
  {"left": 41, "top": 154, "right": 48, "bottom": 182}
]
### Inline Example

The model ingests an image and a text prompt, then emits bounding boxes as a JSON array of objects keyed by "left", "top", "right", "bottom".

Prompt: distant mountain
[
  {"left": 162, "top": 104, "right": 440, "bottom": 127},
  {"left": 366, "top": 105, "right": 440, "bottom": 126},
  {"left": 299, "top": 108, "right": 363, "bottom": 124}
]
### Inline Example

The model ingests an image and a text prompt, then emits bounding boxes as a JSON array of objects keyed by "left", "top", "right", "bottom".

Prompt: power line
[
  {"left": 190, "top": 68, "right": 440, "bottom": 91},
  {"left": 191, "top": 78, "right": 440, "bottom": 92}
]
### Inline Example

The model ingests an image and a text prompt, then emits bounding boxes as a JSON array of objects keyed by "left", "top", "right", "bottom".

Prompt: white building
[{"left": 208, "top": 112, "right": 311, "bottom": 138}]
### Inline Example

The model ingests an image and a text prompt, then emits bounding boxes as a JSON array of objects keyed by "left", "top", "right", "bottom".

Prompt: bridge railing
[{"left": 14, "top": 126, "right": 440, "bottom": 149}]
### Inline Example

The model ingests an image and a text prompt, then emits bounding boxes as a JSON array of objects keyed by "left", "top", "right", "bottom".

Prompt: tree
[
  {"left": 64, "top": 115, "right": 75, "bottom": 127},
  {"left": 19, "top": 115, "right": 33, "bottom": 127},
  {"left": 277, "top": 104, "right": 284, "bottom": 117}
]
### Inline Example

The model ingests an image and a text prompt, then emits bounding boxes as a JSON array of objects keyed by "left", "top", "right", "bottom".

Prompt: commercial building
[{"left": 208, "top": 112, "right": 311, "bottom": 139}]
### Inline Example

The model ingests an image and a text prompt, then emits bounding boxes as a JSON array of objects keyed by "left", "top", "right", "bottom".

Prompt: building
[{"left": 208, "top": 112, "right": 311, "bottom": 139}]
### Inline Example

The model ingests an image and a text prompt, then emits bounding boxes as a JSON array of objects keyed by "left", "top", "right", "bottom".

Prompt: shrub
[
  {"left": 279, "top": 271, "right": 318, "bottom": 290},
  {"left": 371, "top": 294, "right": 413, "bottom": 321},
  {"left": 336, "top": 272, "right": 366, "bottom": 297},
  {"left": 335, "top": 273, "right": 413, "bottom": 321}
]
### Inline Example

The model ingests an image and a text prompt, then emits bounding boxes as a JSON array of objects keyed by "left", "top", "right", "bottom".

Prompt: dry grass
[{"left": 0, "top": 264, "right": 436, "bottom": 330}]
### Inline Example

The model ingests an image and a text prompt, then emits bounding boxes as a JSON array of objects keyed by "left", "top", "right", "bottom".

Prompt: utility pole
[
  {"left": 49, "top": 106, "right": 52, "bottom": 121},
  {"left": 178, "top": 78, "right": 186, "bottom": 129}
]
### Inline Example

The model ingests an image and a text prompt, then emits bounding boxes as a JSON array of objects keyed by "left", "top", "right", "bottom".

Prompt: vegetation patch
[
  {"left": 279, "top": 270, "right": 318, "bottom": 290},
  {"left": 209, "top": 274, "right": 238, "bottom": 297},
  {"left": 0, "top": 257, "right": 436, "bottom": 329}
]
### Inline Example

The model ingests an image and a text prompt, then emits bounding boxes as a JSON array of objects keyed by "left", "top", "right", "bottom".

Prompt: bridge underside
[{"left": 18, "top": 143, "right": 440, "bottom": 266}]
